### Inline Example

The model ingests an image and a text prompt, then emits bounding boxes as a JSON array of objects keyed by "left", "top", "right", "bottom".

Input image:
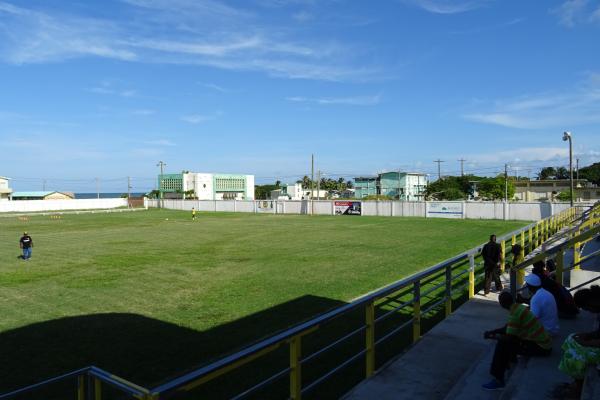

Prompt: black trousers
[
  {"left": 490, "top": 336, "right": 552, "bottom": 381},
  {"left": 484, "top": 265, "right": 503, "bottom": 293}
]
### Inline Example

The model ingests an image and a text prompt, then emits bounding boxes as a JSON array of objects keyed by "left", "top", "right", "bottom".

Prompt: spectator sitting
[
  {"left": 532, "top": 261, "right": 578, "bottom": 319},
  {"left": 557, "top": 285, "right": 600, "bottom": 398},
  {"left": 525, "top": 274, "right": 560, "bottom": 336},
  {"left": 482, "top": 292, "right": 552, "bottom": 391}
]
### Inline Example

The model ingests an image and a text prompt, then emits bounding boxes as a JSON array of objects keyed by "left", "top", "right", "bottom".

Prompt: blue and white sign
[{"left": 426, "top": 202, "right": 464, "bottom": 219}]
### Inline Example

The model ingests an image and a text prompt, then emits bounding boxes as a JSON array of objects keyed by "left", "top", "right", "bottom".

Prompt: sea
[{"left": 74, "top": 193, "right": 146, "bottom": 199}]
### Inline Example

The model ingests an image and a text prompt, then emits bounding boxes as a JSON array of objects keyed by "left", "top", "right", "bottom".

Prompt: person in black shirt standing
[
  {"left": 482, "top": 234, "right": 502, "bottom": 294},
  {"left": 19, "top": 231, "right": 33, "bottom": 260}
]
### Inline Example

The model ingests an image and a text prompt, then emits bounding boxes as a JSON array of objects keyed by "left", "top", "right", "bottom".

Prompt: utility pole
[
  {"left": 398, "top": 169, "right": 401, "bottom": 200},
  {"left": 95, "top": 177, "right": 100, "bottom": 199},
  {"left": 311, "top": 154, "right": 314, "bottom": 200},
  {"left": 434, "top": 159, "right": 445, "bottom": 180},
  {"left": 317, "top": 170, "right": 321, "bottom": 200},
  {"left": 458, "top": 158, "right": 466, "bottom": 176},
  {"left": 157, "top": 161, "right": 166, "bottom": 206},
  {"left": 504, "top": 163, "right": 509, "bottom": 202},
  {"left": 127, "top": 176, "right": 132, "bottom": 207},
  {"left": 42, "top": 179, "right": 46, "bottom": 191}
]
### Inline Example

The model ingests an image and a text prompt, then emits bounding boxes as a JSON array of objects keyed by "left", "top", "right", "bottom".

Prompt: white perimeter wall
[
  {"left": 0, "top": 198, "right": 128, "bottom": 213},
  {"left": 147, "top": 199, "right": 591, "bottom": 221}
]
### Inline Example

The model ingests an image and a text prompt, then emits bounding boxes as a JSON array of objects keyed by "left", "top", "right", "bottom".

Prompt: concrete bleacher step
[{"left": 442, "top": 313, "right": 596, "bottom": 400}]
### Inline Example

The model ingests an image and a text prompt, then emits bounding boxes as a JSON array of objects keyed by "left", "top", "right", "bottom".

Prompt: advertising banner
[
  {"left": 334, "top": 201, "right": 362, "bottom": 216},
  {"left": 257, "top": 200, "right": 274, "bottom": 212},
  {"left": 426, "top": 202, "right": 464, "bottom": 219}
]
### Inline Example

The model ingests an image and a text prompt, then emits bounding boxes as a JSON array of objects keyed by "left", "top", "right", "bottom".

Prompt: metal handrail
[{"left": 0, "top": 367, "right": 90, "bottom": 399}]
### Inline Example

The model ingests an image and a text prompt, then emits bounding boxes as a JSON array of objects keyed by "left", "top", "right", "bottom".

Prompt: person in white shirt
[{"left": 525, "top": 274, "right": 560, "bottom": 335}]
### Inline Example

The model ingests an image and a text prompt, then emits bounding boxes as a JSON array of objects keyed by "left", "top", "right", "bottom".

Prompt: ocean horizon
[{"left": 75, "top": 192, "right": 145, "bottom": 199}]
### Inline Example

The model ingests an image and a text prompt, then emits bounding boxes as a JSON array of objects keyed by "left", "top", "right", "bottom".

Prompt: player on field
[{"left": 19, "top": 231, "right": 33, "bottom": 260}]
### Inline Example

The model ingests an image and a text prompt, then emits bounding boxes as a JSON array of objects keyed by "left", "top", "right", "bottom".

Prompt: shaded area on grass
[
  {"left": 0, "top": 295, "right": 347, "bottom": 399},
  {"left": 1, "top": 276, "right": 482, "bottom": 400}
]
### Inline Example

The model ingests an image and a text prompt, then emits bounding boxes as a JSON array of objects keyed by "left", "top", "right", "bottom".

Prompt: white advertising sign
[{"left": 426, "top": 202, "right": 464, "bottom": 219}]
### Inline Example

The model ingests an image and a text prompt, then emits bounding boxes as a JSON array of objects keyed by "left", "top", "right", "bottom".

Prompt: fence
[
  {"left": 0, "top": 198, "right": 128, "bottom": 213},
  {"left": 1, "top": 204, "right": 589, "bottom": 400},
  {"left": 146, "top": 199, "right": 582, "bottom": 221}
]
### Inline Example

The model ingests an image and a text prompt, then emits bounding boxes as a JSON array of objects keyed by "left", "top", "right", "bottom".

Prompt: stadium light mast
[{"left": 562, "top": 131, "right": 574, "bottom": 206}]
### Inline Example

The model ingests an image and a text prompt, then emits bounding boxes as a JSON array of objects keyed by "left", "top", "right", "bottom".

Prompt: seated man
[
  {"left": 532, "top": 261, "right": 578, "bottom": 318},
  {"left": 525, "top": 274, "right": 560, "bottom": 336},
  {"left": 482, "top": 292, "right": 552, "bottom": 390}
]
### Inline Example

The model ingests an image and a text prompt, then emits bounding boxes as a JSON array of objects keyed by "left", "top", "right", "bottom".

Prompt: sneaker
[{"left": 482, "top": 379, "right": 505, "bottom": 391}]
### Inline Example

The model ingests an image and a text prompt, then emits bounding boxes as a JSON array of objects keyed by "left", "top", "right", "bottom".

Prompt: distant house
[
  {"left": 354, "top": 172, "right": 428, "bottom": 200},
  {"left": 514, "top": 179, "right": 600, "bottom": 202},
  {"left": 11, "top": 191, "right": 75, "bottom": 200},
  {"left": 0, "top": 176, "right": 12, "bottom": 200}
]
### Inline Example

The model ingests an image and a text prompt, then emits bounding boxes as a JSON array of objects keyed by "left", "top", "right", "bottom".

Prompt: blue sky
[{"left": 1, "top": 0, "right": 599, "bottom": 193}]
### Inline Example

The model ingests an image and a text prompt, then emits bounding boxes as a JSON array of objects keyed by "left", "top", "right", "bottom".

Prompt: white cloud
[
  {"left": 144, "top": 139, "right": 175, "bottom": 146},
  {"left": 180, "top": 111, "right": 222, "bottom": 124},
  {"left": 200, "top": 83, "right": 230, "bottom": 93},
  {"left": 401, "top": 0, "right": 492, "bottom": 14},
  {"left": 89, "top": 84, "right": 138, "bottom": 98},
  {"left": 286, "top": 94, "right": 381, "bottom": 105},
  {"left": 551, "top": 0, "right": 600, "bottom": 27},
  {"left": 132, "top": 109, "right": 156, "bottom": 115},
  {"left": 471, "top": 147, "right": 569, "bottom": 163},
  {"left": 0, "top": 1, "right": 373, "bottom": 81},
  {"left": 463, "top": 73, "right": 600, "bottom": 129}
]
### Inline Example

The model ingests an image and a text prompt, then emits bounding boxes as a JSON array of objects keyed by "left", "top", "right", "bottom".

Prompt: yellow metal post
[
  {"left": 520, "top": 231, "right": 525, "bottom": 255},
  {"left": 365, "top": 302, "right": 375, "bottom": 378},
  {"left": 574, "top": 236, "right": 581, "bottom": 270},
  {"left": 413, "top": 281, "right": 421, "bottom": 343},
  {"left": 95, "top": 378, "right": 102, "bottom": 400},
  {"left": 500, "top": 240, "right": 506, "bottom": 273},
  {"left": 468, "top": 255, "right": 475, "bottom": 299},
  {"left": 556, "top": 248, "right": 564, "bottom": 285},
  {"left": 290, "top": 336, "right": 302, "bottom": 400},
  {"left": 78, "top": 375, "right": 85, "bottom": 400},
  {"left": 528, "top": 227, "right": 533, "bottom": 253}
]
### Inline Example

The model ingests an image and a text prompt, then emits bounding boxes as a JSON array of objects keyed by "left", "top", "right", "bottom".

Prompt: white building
[
  {"left": 159, "top": 172, "right": 254, "bottom": 200},
  {"left": 0, "top": 176, "right": 12, "bottom": 200}
]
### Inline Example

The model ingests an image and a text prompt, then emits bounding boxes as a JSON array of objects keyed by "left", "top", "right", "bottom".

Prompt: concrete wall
[
  {"left": 147, "top": 199, "right": 591, "bottom": 221},
  {"left": 0, "top": 198, "right": 128, "bottom": 213}
]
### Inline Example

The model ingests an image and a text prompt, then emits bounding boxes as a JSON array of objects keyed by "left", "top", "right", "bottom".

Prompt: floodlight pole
[{"left": 563, "top": 132, "right": 574, "bottom": 206}]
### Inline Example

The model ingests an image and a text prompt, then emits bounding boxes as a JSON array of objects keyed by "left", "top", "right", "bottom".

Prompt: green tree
[
  {"left": 424, "top": 175, "right": 472, "bottom": 200},
  {"left": 555, "top": 166, "right": 569, "bottom": 179},
  {"left": 579, "top": 162, "right": 600, "bottom": 185},
  {"left": 555, "top": 191, "right": 572, "bottom": 201},
  {"left": 537, "top": 167, "right": 557, "bottom": 180},
  {"left": 478, "top": 176, "right": 515, "bottom": 200}
]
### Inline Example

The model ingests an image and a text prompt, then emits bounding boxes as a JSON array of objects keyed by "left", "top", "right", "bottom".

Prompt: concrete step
[{"left": 441, "top": 313, "right": 596, "bottom": 400}]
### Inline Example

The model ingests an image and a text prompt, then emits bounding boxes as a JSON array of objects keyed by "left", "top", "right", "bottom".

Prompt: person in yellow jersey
[
  {"left": 191, "top": 207, "right": 196, "bottom": 221},
  {"left": 482, "top": 291, "right": 552, "bottom": 390}
]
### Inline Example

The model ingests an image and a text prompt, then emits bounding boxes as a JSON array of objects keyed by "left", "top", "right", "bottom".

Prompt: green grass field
[{"left": 0, "top": 210, "right": 526, "bottom": 396}]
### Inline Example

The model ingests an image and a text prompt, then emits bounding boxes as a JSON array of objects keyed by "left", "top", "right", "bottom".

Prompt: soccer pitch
[{"left": 0, "top": 210, "right": 525, "bottom": 393}]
